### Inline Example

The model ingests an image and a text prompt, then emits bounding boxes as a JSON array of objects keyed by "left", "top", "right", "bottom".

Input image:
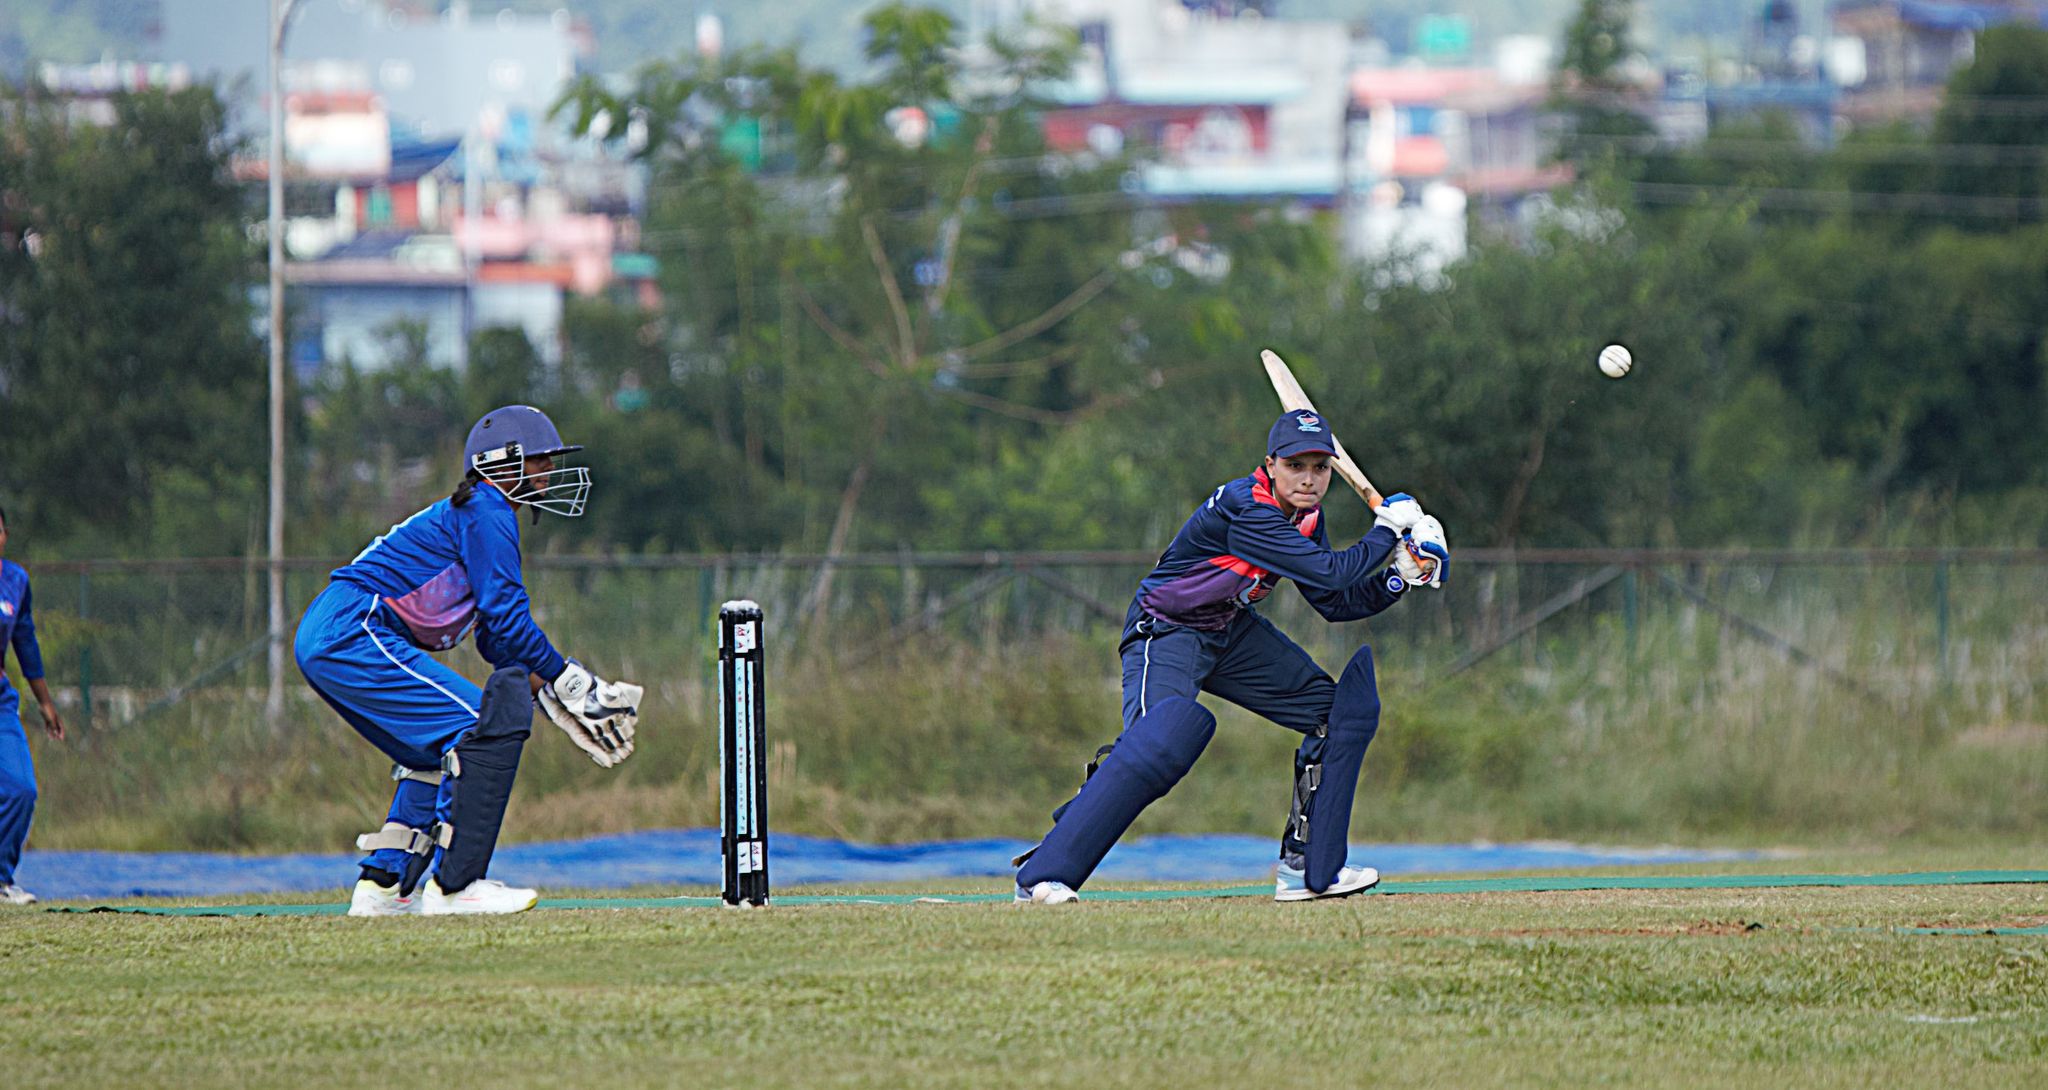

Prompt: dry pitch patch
[{"left": 3, "top": 865, "right": 2045, "bottom": 1088}]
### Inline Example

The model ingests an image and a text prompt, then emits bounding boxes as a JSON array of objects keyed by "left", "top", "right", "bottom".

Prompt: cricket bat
[{"left": 1260, "top": 348, "right": 1381, "bottom": 509}]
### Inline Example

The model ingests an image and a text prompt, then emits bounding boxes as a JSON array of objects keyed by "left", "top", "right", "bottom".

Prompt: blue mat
[{"left": 13, "top": 830, "right": 1751, "bottom": 901}]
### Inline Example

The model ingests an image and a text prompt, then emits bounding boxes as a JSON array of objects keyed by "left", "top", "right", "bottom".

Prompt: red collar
[{"left": 1251, "top": 468, "right": 1321, "bottom": 537}]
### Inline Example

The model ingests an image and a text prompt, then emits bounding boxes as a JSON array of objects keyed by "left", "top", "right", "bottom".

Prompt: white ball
[{"left": 1598, "top": 343, "right": 1633, "bottom": 379}]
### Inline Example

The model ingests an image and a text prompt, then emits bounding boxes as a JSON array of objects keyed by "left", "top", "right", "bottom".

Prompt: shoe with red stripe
[{"left": 421, "top": 877, "right": 538, "bottom": 915}]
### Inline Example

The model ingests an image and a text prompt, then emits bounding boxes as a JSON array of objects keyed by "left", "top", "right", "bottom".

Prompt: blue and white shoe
[
  {"left": 1275, "top": 863, "right": 1380, "bottom": 902},
  {"left": 1015, "top": 880, "right": 1080, "bottom": 905}
]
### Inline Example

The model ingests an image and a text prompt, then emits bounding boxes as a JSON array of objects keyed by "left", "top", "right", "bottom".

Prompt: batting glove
[
  {"left": 1394, "top": 515, "right": 1449, "bottom": 589},
  {"left": 1373, "top": 492, "right": 1426, "bottom": 534}
]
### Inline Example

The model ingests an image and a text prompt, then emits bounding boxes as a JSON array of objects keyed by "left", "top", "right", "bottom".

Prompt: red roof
[
  {"left": 1390, "top": 137, "right": 1450, "bottom": 177},
  {"left": 1351, "top": 68, "right": 1498, "bottom": 106},
  {"left": 478, "top": 262, "right": 574, "bottom": 286},
  {"left": 285, "top": 90, "right": 381, "bottom": 114}
]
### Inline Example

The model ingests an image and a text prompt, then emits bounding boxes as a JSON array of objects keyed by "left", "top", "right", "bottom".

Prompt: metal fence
[{"left": 20, "top": 549, "right": 2048, "bottom": 728}]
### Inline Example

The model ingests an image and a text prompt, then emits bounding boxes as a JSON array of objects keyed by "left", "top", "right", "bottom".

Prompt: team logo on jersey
[
  {"left": 1385, "top": 573, "right": 1405, "bottom": 594},
  {"left": 0, "top": 600, "right": 12, "bottom": 618},
  {"left": 1296, "top": 413, "right": 1323, "bottom": 432}
]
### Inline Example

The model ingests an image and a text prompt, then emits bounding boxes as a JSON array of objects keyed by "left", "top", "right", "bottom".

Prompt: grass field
[
  {"left": 15, "top": 565, "right": 2047, "bottom": 1084},
  {"left": 5, "top": 850, "right": 2045, "bottom": 1087}
]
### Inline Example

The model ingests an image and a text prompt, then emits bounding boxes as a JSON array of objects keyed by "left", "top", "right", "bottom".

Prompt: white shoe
[
  {"left": 1275, "top": 862, "right": 1380, "bottom": 902},
  {"left": 421, "top": 877, "right": 538, "bottom": 916},
  {"left": 1015, "top": 880, "right": 1080, "bottom": 905},
  {"left": 0, "top": 883, "right": 37, "bottom": 906},
  {"left": 346, "top": 878, "right": 419, "bottom": 917}
]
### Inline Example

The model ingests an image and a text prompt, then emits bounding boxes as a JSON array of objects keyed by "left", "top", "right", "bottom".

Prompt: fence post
[
  {"left": 1622, "top": 565, "right": 1639, "bottom": 662},
  {"left": 78, "top": 569, "right": 93, "bottom": 728},
  {"left": 697, "top": 565, "right": 716, "bottom": 642},
  {"left": 1934, "top": 557, "right": 1950, "bottom": 684}
]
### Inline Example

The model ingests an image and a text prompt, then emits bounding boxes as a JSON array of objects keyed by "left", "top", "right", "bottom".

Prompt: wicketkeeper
[
  {"left": 294, "top": 405, "right": 643, "bottom": 916},
  {"left": 1015, "top": 409, "right": 1448, "bottom": 903}
]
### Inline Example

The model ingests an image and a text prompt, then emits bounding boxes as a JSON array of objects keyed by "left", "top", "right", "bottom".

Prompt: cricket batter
[
  {"left": 295, "top": 406, "right": 642, "bottom": 916},
  {"left": 1015, "top": 409, "right": 1448, "bottom": 903},
  {"left": 0, "top": 503, "right": 66, "bottom": 906}
]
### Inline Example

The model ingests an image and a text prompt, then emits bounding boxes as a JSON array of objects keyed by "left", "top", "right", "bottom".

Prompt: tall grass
[{"left": 19, "top": 558, "right": 2048, "bottom": 852}]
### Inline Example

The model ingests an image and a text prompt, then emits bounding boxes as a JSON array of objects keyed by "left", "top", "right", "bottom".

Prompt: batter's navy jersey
[
  {"left": 1125, "top": 466, "right": 1406, "bottom": 638},
  {"left": 328, "top": 481, "right": 565, "bottom": 681}
]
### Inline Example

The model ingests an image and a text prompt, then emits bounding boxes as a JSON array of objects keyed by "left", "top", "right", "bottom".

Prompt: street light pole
[{"left": 266, "top": 0, "right": 302, "bottom": 727}]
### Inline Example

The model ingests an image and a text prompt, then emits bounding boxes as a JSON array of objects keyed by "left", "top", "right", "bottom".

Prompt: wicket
[{"left": 717, "top": 600, "right": 769, "bottom": 906}]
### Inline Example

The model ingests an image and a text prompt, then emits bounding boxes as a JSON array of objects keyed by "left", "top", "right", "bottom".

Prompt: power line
[
  {"left": 1575, "top": 134, "right": 2048, "bottom": 166},
  {"left": 637, "top": 154, "right": 1089, "bottom": 194},
  {"left": 1574, "top": 88, "right": 2048, "bottom": 117},
  {"left": 1628, "top": 180, "right": 2048, "bottom": 218},
  {"left": 630, "top": 189, "right": 1144, "bottom": 243},
  {"left": 1888, "top": 92, "right": 2048, "bottom": 118}
]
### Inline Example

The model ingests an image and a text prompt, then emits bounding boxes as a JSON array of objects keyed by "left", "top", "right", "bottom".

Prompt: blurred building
[
  {"left": 1832, "top": 0, "right": 2048, "bottom": 122},
  {"left": 1030, "top": 0, "right": 1351, "bottom": 203},
  {"left": 151, "top": 0, "right": 648, "bottom": 374},
  {"left": 30, "top": 58, "right": 193, "bottom": 125},
  {"left": 1671, "top": 0, "right": 1840, "bottom": 144},
  {"left": 1347, "top": 56, "right": 1567, "bottom": 264},
  {"left": 156, "top": 0, "right": 590, "bottom": 138},
  {"left": 1018, "top": 1, "right": 1575, "bottom": 271}
]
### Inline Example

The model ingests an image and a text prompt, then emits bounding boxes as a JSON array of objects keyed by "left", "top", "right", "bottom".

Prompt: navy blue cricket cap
[{"left": 1267, "top": 409, "right": 1338, "bottom": 460}]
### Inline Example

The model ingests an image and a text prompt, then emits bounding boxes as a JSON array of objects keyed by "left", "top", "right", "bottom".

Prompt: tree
[
  {"left": 0, "top": 86, "right": 264, "bottom": 553},
  {"left": 1720, "top": 220, "right": 2048, "bottom": 502},
  {"left": 465, "top": 326, "right": 546, "bottom": 421},
  {"left": 1558, "top": 0, "right": 1636, "bottom": 90},
  {"left": 290, "top": 320, "right": 468, "bottom": 550},
  {"left": 1316, "top": 200, "right": 1729, "bottom": 548},
  {"left": 1933, "top": 25, "right": 2048, "bottom": 222},
  {"left": 1551, "top": 0, "right": 1655, "bottom": 174},
  {"left": 554, "top": 4, "right": 1181, "bottom": 584}
]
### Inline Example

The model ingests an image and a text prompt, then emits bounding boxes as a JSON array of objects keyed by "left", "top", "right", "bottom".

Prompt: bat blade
[{"left": 1259, "top": 349, "right": 1379, "bottom": 507}]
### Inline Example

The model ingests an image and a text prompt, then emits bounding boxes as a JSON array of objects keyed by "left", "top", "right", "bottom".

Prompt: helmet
[{"left": 463, "top": 405, "right": 591, "bottom": 517}]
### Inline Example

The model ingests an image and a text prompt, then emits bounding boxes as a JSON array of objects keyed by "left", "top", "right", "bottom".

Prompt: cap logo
[{"left": 1296, "top": 413, "right": 1322, "bottom": 432}]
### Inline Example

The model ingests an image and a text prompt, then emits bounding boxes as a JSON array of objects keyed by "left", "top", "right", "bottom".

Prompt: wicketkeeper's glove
[{"left": 539, "top": 659, "right": 641, "bottom": 768}]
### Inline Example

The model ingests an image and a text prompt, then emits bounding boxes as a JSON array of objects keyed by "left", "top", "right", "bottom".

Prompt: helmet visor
[{"left": 479, "top": 459, "right": 592, "bottom": 517}]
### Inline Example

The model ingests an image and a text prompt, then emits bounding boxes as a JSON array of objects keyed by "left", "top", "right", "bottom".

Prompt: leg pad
[
  {"left": 1297, "top": 646, "right": 1380, "bottom": 892},
  {"left": 426, "top": 668, "right": 532, "bottom": 894},
  {"left": 1016, "top": 697, "right": 1215, "bottom": 890}
]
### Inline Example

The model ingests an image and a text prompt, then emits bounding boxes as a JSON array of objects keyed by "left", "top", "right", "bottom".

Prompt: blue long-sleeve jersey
[
  {"left": 1124, "top": 467, "right": 1407, "bottom": 638},
  {"left": 0, "top": 560, "right": 46, "bottom": 699},
  {"left": 329, "top": 482, "right": 566, "bottom": 681}
]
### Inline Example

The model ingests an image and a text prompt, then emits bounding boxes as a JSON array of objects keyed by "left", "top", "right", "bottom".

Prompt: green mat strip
[
  {"left": 1899, "top": 926, "right": 2048, "bottom": 936},
  {"left": 51, "top": 869, "right": 2048, "bottom": 918}
]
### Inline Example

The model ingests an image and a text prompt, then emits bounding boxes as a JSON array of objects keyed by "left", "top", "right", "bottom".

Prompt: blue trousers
[
  {"left": 1122, "top": 610, "right": 1352, "bottom": 860},
  {"left": 294, "top": 582, "right": 486, "bottom": 876},
  {"left": 1122, "top": 611, "right": 1335, "bottom": 733},
  {"left": 0, "top": 690, "right": 36, "bottom": 886},
  {"left": 1020, "top": 610, "right": 1370, "bottom": 889}
]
